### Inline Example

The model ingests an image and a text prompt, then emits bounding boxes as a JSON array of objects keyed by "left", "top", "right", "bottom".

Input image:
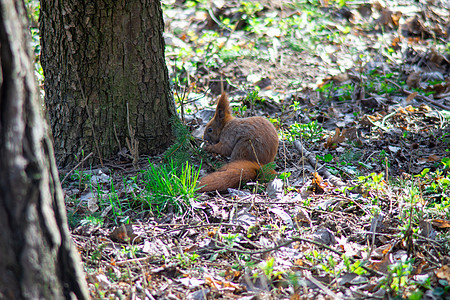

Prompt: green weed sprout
[
  {"left": 143, "top": 159, "right": 201, "bottom": 214},
  {"left": 287, "top": 121, "right": 324, "bottom": 143}
]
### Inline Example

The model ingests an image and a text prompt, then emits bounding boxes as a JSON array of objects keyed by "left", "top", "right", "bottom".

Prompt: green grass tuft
[{"left": 142, "top": 159, "right": 201, "bottom": 215}]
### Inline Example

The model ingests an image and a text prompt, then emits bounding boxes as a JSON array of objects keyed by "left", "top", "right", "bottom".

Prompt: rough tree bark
[
  {"left": 40, "top": 0, "right": 175, "bottom": 167},
  {"left": 0, "top": 1, "right": 89, "bottom": 299}
]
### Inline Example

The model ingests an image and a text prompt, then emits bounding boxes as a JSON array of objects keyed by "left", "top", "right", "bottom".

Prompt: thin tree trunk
[
  {"left": 0, "top": 1, "right": 89, "bottom": 299},
  {"left": 40, "top": 0, "right": 175, "bottom": 167}
]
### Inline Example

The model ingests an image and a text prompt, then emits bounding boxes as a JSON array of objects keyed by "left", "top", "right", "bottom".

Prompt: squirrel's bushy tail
[{"left": 198, "top": 160, "right": 260, "bottom": 192}]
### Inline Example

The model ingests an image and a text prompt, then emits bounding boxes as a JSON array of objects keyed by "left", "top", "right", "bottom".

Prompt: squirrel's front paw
[{"left": 204, "top": 143, "right": 213, "bottom": 152}]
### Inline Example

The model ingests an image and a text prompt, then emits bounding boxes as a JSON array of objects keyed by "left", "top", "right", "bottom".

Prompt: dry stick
[
  {"left": 436, "top": 92, "right": 450, "bottom": 99},
  {"left": 283, "top": 140, "right": 289, "bottom": 187},
  {"left": 413, "top": 235, "right": 442, "bottom": 266},
  {"left": 121, "top": 224, "right": 148, "bottom": 289},
  {"left": 301, "top": 134, "right": 305, "bottom": 185},
  {"left": 211, "top": 235, "right": 385, "bottom": 277},
  {"left": 153, "top": 220, "right": 446, "bottom": 256},
  {"left": 386, "top": 157, "right": 394, "bottom": 214},
  {"left": 369, "top": 218, "right": 378, "bottom": 257},
  {"left": 113, "top": 124, "right": 122, "bottom": 150},
  {"left": 249, "top": 139, "right": 262, "bottom": 168},
  {"left": 149, "top": 223, "right": 250, "bottom": 239},
  {"left": 306, "top": 275, "right": 340, "bottom": 299},
  {"left": 385, "top": 79, "right": 450, "bottom": 110},
  {"left": 334, "top": 194, "right": 371, "bottom": 215},
  {"left": 61, "top": 152, "right": 94, "bottom": 184},
  {"left": 126, "top": 102, "right": 139, "bottom": 169},
  {"left": 238, "top": 168, "right": 244, "bottom": 191},
  {"left": 293, "top": 140, "right": 346, "bottom": 188},
  {"left": 380, "top": 111, "right": 397, "bottom": 130}
]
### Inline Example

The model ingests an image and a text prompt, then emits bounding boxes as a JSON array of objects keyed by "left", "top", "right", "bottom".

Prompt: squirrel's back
[{"left": 222, "top": 116, "right": 278, "bottom": 164}]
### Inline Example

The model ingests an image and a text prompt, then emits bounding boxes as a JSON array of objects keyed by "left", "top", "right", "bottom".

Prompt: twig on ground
[
  {"left": 211, "top": 235, "right": 385, "bottom": 277},
  {"left": 385, "top": 79, "right": 450, "bottom": 110},
  {"left": 116, "top": 256, "right": 152, "bottom": 266},
  {"left": 61, "top": 152, "right": 94, "bottom": 184},
  {"left": 306, "top": 275, "right": 341, "bottom": 299},
  {"left": 293, "top": 140, "right": 346, "bottom": 187}
]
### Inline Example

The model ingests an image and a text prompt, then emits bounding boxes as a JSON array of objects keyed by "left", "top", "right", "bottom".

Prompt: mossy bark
[
  {"left": 40, "top": 0, "right": 175, "bottom": 167},
  {"left": 0, "top": 1, "right": 89, "bottom": 298}
]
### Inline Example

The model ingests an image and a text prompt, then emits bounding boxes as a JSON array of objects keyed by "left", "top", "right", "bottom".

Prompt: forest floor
[{"left": 58, "top": 0, "right": 450, "bottom": 299}]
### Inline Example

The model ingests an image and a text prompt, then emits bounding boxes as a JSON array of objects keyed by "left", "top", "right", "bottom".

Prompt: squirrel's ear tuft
[{"left": 216, "top": 92, "right": 231, "bottom": 119}]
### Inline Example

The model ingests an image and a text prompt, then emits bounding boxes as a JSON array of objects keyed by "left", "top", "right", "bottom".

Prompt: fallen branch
[
  {"left": 293, "top": 140, "right": 346, "bottom": 188},
  {"left": 210, "top": 235, "right": 385, "bottom": 277},
  {"left": 61, "top": 152, "right": 94, "bottom": 184},
  {"left": 385, "top": 79, "right": 450, "bottom": 111}
]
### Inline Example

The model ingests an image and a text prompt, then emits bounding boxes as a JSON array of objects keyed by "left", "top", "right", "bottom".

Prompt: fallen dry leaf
[
  {"left": 406, "top": 72, "right": 421, "bottom": 88},
  {"left": 405, "top": 91, "right": 418, "bottom": 102},
  {"left": 435, "top": 265, "right": 450, "bottom": 282},
  {"left": 324, "top": 128, "right": 346, "bottom": 149},
  {"left": 369, "top": 249, "right": 392, "bottom": 273},
  {"left": 405, "top": 105, "right": 416, "bottom": 112},
  {"left": 430, "top": 219, "right": 450, "bottom": 228},
  {"left": 311, "top": 172, "right": 327, "bottom": 193},
  {"left": 205, "top": 275, "right": 242, "bottom": 291},
  {"left": 109, "top": 224, "right": 140, "bottom": 243},
  {"left": 418, "top": 154, "right": 441, "bottom": 163},
  {"left": 371, "top": 244, "right": 393, "bottom": 259},
  {"left": 401, "top": 15, "right": 425, "bottom": 37}
]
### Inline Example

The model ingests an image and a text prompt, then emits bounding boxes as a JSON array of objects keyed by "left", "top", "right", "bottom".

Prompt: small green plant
[
  {"left": 277, "top": 170, "right": 294, "bottom": 194},
  {"left": 441, "top": 157, "right": 450, "bottom": 171},
  {"left": 289, "top": 101, "right": 302, "bottom": 112},
  {"left": 334, "top": 83, "right": 355, "bottom": 101},
  {"left": 259, "top": 257, "right": 285, "bottom": 283},
  {"left": 357, "top": 172, "right": 386, "bottom": 201},
  {"left": 232, "top": 104, "right": 248, "bottom": 117},
  {"left": 320, "top": 255, "right": 340, "bottom": 279},
  {"left": 223, "top": 232, "right": 240, "bottom": 248},
  {"left": 379, "top": 260, "right": 414, "bottom": 296},
  {"left": 279, "top": 171, "right": 291, "bottom": 181},
  {"left": 142, "top": 159, "right": 201, "bottom": 214},
  {"left": 258, "top": 162, "right": 277, "bottom": 183},
  {"left": 317, "top": 82, "right": 333, "bottom": 95},
  {"left": 304, "top": 249, "right": 326, "bottom": 265},
  {"left": 317, "top": 153, "right": 333, "bottom": 163},
  {"left": 269, "top": 117, "right": 280, "bottom": 128},
  {"left": 412, "top": 159, "right": 450, "bottom": 214},
  {"left": 107, "top": 179, "right": 129, "bottom": 223},
  {"left": 67, "top": 209, "right": 83, "bottom": 229},
  {"left": 342, "top": 254, "right": 367, "bottom": 275},
  {"left": 80, "top": 215, "right": 104, "bottom": 227},
  {"left": 121, "top": 245, "right": 141, "bottom": 259},
  {"left": 175, "top": 252, "right": 200, "bottom": 268},
  {"left": 245, "top": 89, "right": 262, "bottom": 102},
  {"left": 70, "top": 169, "right": 93, "bottom": 191},
  {"left": 91, "top": 243, "right": 107, "bottom": 263},
  {"left": 239, "top": 1, "right": 264, "bottom": 18},
  {"left": 287, "top": 121, "right": 324, "bottom": 143},
  {"left": 164, "top": 117, "right": 197, "bottom": 164},
  {"left": 439, "top": 132, "right": 450, "bottom": 143}
]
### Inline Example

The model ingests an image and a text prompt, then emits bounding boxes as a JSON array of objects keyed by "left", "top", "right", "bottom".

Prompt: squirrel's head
[{"left": 204, "top": 92, "right": 233, "bottom": 144}]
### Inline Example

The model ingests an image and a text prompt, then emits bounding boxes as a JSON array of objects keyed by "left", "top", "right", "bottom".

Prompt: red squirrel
[{"left": 198, "top": 92, "right": 279, "bottom": 192}]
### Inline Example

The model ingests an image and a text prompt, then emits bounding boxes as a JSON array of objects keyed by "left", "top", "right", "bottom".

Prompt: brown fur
[
  {"left": 198, "top": 161, "right": 259, "bottom": 192},
  {"left": 199, "top": 92, "right": 278, "bottom": 192}
]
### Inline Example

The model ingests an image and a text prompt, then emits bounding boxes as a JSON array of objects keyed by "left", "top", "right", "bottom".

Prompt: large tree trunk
[
  {"left": 40, "top": 0, "right": 175, "bottom": 167},
  {"left": 0, "top": 1, "right": 89, "bottom": 299}
]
